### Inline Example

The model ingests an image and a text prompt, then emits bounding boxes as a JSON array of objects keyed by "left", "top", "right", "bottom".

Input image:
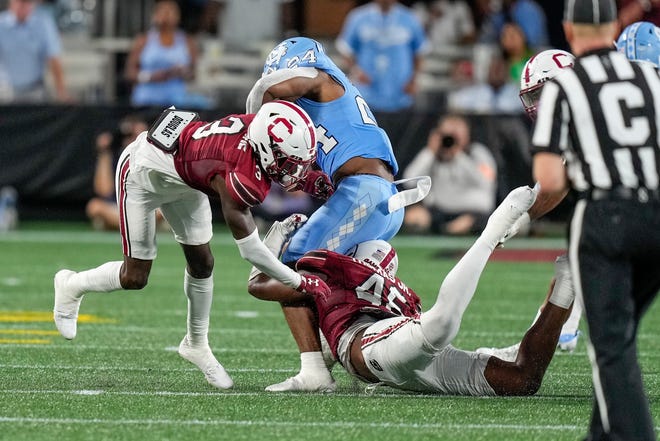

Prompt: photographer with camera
[
  {"left": 86, "top": 114, "right": 167, "bottom": 231},
  {"left": 402, "top": 114, "right": 497, "bottom": 235}
]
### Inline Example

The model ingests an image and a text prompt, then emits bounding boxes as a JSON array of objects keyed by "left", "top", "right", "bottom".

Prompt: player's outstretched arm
[
  {"left": 246, "top": 69, "right": 343, "bottom": 113},
  {"left": 212, "top": 175, "right": 328, "bottom": 296}
]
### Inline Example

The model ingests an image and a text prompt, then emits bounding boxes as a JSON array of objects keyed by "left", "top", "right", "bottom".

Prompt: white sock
[
  {"left": 548, "top": 278, "right": 574, "bottom": 309},
  {"left": 561, "top": 300, "right": 582, "bottom": 335},
  {"left": 299, "top": 351, "right": 329, "bottom": 378},
  {"left": 70, "top": 261, "right": 123, "bottom": 294},
  {"left": 184, "top": 270, "right": 213, "bottom": 347},
  {"left": 422, "top": 238, "right": 495, "bottom": 349}
]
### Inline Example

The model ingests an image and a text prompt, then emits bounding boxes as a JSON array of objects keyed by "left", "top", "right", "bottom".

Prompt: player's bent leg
[
  {"left": 176, "top": 243, "right": 233, "bottom": 390},
  {"left": 265, "top": 303, "right": 336, "bottom": 393},
  {"left": 419, "top": 188, "right": 536, "bottom": 350},
  {"left": 53, "top": 260, "right": 126, "bottom": 340},
  {"left": 484, "top": 302, "right": 570, "bottom": 396},
  {"left": 477, "top": 254, "right": 578, "bottom": 360}
]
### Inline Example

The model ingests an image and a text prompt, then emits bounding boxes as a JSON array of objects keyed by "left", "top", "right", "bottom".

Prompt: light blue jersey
[
  {"left": 263, "top": 37, "right": 398, "bottom": 179},
  {"left": 260, "top": 37, "right": 410, "bottom": 263}
]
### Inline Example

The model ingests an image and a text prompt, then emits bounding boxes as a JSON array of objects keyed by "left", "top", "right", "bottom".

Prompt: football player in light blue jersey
[
  {"left": 246, "top": 37, "right": 429, "bottom": 392},
  {"left": 616, "top": 21, "right": 660, "bottom": 68}
]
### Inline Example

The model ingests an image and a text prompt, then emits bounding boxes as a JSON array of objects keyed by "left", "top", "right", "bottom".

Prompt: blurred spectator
[
  {"left": 86, "top": 115, "right": 165, "bottom": 231},
  {"left": 0, "top": 186, "right": 18, "bottom": 232},
  {"left": 448, "top": 50, "right": 522, "bottom": 113},
  {"left": 0, "top": 0, "right": 69, "bottom": 102},
  {"left": 336, "top": 0, "right": 429, "bottom": 112},
  {"left": 479, "top": 0, "right": 548, "bottom": 49},
  {"left": 618, "top": 0, "right": 660, "bottom": 27},
  {"left": 402, "top": 114, "right": 497, "bottom": 235},
  {"left": 500, "top": 22, "right": 533, "bottom": 83},
  {"left": 125, "top": 0, "right": 210, "bottom": 108},
  {"left": 425, "top": 0, "right": 476, "bottom": 47}
]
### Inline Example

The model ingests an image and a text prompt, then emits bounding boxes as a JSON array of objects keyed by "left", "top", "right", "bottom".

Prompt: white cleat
[
  {"left": 476, "top": 342, "right": 520, "bottom": 363},
  {"left": 486, "top": 185, "right": 539, "bottom": 239},
  {"left": 265, "top": 374, "right": 336, "bottom": 393},
  {"left": 178, "top": 337, "right": 234, "bottom": 390},
  {"left": 558, "top": 331, "right": 580, "bottom": 352},
  {"left": 53, "top": 270, "right": 84, "bottom": 340}
]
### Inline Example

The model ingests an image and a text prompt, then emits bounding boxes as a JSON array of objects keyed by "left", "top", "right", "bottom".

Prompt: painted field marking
[
  {"left": 0, "top": 329, "right": 60, "bottom": 336},
  {"left": 6, "top": 415, "right": 648, "bottom": 432},
  {"left": 0, "top": 311, "right": 116, "bottom": 324},
  {"left": 0, "top": 338, "right": 50, "bottom": 345},
  {"left": 0, "top": 364, "right": 297, "bottom": 373},
  {"left": 0, "top": 388, "right": 605, "bottom": 401}
]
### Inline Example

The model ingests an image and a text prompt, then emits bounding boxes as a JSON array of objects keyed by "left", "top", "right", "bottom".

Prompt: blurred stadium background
[{"left": 0, "top": 0, "right": 572, "bottom": 225}]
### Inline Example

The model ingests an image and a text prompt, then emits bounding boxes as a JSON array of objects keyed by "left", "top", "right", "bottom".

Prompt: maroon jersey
[
  {"left": 296, "top": 250, "right": 422, "bottom": 358},
  {"left": 174, "top": 114, "right": 271, "bottom": 207}
]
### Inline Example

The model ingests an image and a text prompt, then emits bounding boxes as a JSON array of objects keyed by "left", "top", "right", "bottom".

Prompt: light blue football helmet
[{"left": 616, "top": 21, "right": 660, "bottom": 68}]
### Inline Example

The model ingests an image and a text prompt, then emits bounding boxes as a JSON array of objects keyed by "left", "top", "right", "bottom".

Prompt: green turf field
[{"left": 0, "top": 224, "right": 658, "bottom": 441}]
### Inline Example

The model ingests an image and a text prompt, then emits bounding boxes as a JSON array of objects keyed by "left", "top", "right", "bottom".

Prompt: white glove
[{"left": 248, "top": 214, "right": 308, "bottom": 280}]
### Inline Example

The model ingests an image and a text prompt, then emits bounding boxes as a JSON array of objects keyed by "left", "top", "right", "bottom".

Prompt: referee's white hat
[{"left": 564, "top": 0, "right": 617, "bottom": 24}]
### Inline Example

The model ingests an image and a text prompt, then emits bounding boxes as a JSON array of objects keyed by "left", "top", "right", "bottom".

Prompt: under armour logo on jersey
[{"left": 369, "top": 359, "right": 383, "bottom": 372}]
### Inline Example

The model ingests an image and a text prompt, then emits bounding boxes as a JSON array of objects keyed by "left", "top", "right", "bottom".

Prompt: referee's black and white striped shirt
[{"left": 532, "top": 48, "right": 660, "bottom": 195}]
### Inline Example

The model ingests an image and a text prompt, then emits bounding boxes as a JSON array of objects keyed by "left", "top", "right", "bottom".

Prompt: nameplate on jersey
[{"left": 147, "top": 108, "right": 199, "bottom": 152}]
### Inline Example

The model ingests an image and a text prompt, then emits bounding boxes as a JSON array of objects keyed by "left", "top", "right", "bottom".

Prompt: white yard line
[
  {"left": 0, "top": 415, "right": 595, "bottom": 431},
  {"left": 0, "top": 364, "right": 296, "bottom": 373}
]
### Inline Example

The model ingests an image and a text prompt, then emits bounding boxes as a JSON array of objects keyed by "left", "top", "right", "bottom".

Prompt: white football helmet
[
  {"left": 248, "top": 100, "right": 317, "bottom": 191},
  {"left": 347, "top": 240, "right": 398, "bottom": 278},
  {"left": 519, "top": 49, "right": 575, "bottom": 119}
]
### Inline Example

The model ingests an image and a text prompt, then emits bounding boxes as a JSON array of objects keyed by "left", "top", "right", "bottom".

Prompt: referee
[{"left": 531, "top": 0, "right": 660, "bottom": 440}]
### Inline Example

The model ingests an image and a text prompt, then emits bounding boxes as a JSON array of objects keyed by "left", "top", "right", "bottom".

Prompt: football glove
[
  {"left": 300, "top": 169, "right": 334, "bottom": 200},
  {"left": 297, "top": 274, "right": 331, "bottom": 299}
]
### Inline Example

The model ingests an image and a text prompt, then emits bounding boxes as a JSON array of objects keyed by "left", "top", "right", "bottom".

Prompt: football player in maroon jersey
[
  {"left": 53, "top": 101, "right": 333, "bottom": 390},
  {"left": 251, "top": 184, "right": 578, "bottom": 395}
]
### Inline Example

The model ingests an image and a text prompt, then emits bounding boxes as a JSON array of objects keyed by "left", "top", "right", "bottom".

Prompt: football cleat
[
  {"left": 178, "top": 336, "right": 234, "bottom": 389},
  {"left": 484, "top": 184, "right": 539, "bottom": 242},
  {"left": 475, "top": 342, "right": 520, "bottom": 363},
  {"left": 558, "top": 331, "right": 580, "bottom": 352},
  {"left": 53, "top": 269, "right": 84, "bottom": 340},
  {"left": 265, "top": 374, "right": 336, "bottom": 393}
]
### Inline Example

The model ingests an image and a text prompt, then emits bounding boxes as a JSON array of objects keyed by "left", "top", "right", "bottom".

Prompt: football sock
[
  {"left": 422, "top": 238, "right": 494, "bottom": 349},
  {"left": 184, "top": 270, "right": 213, "bottom": 347},
  {"left": 72, "top": 261, "right": 123, "bottom": 294},
  {"left": 299, "top": 351, "right": 329, "bottom": 377},
  {"left": 561, "top": 300, "right": 582, "bottom": 335}
]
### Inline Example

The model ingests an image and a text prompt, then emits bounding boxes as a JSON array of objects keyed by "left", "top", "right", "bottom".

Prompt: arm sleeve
[
  {"left": 335, "top": 12, "right": 359, "bottom": 57},
  {"left": 43, "top": 15, "right": 62, "bottom": 57},
  {"left": 410, "top": 15, "right": 430, "bottom": 55},
  {"left": 245, "top": 67, "right": 318, "bottom": 113},
  {"left": 235, "top": 229, "right": 302, "bottom": 289}
]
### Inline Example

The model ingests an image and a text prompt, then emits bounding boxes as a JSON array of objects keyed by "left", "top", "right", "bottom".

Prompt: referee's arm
[
  {"left": 532, "top": 153, "right": 569, "bottom": 217},
  {"left": 529, "top": 81, "right": 571, "bottom": 219}
]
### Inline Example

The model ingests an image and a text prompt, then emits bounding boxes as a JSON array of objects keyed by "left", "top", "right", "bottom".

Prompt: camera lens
[{"left": 441, "top": 135, "right": 455, "bottom": 149}]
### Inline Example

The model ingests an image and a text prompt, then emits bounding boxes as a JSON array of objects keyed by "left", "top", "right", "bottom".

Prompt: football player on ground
[
  {"left": 251, "top": 184, "right": 577, "bottom": 395},
  {"left": 244, "top": 37, "right": 429, "bottom": 392},
  {"left": 477, "top": 49, "right": 583, "bottom": 361},
  {"left": 53, "top": 101, "right": 332, "bottom": 390},
  {"left": 480, "top": 26, "right": 660, "bottom": 361}
]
